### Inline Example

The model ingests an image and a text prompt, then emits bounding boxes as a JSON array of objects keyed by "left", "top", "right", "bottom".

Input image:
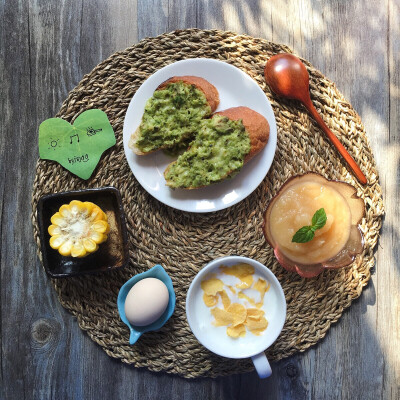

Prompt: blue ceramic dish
[{"left": 117, "top": 265, "right": 176, "bottom": 344}]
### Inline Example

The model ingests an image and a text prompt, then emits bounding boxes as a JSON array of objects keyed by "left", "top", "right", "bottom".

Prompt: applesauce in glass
[
  {"left": 263, "top": 173, "right": 365, "bottom": 277},
  {"left": 268, "top": 181, "right": 351, "bottom": 264}
]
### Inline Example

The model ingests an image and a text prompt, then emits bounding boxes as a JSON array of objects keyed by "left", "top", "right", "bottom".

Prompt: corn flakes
[
  {"left": 201, "top": 263, "right": 270, "bottom": 339},
  {"left": 211, "top": 307, "right": 233, "bottom": 326},
  {"left": 227, "top": 303, "right": 247, "bottom": 326},
  {"left": 201, "top": 278, "right": 224, "bottom": 296},
  {"left": 219, "top": 290, "right": 231, "bottom": 309},
  {"left": 227, "top": 324, "right": 246, "bottom": 338},
  {"left": 203, "top": 293, "right": 217, "bottom": 307}
]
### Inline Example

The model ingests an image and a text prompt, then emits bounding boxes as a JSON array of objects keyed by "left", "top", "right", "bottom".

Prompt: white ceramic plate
[{"left": 122, "top": 58, "right": 277, "bottom": 213}]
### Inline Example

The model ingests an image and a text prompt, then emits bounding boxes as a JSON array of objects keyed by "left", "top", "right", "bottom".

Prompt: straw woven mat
[{"left": 31, "top": 29, "right": 384, "bottom": 378}]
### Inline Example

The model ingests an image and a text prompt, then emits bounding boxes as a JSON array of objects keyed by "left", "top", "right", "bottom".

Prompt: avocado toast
[
  {"left": 129, "top": 76, "right": 219, "bottom": 155},
  {"left": 164, "top": 106, "right": 270, "bottom": 189}
]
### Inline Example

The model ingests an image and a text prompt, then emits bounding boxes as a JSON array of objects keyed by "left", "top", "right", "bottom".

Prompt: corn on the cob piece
[{"left": 48, "top": 200, "right": 110, "bottom": 257}]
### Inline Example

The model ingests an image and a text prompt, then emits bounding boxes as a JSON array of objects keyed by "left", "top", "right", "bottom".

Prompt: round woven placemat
[{"left": 31, "top": 29, "right": 384, "bottom": 378}]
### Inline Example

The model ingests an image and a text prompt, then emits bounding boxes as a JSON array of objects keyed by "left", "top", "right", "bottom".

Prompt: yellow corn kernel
[
  {"left": 99, "top": 234, "right": 108, "bottom": 244},
  {"left": 49, "top": 235, "right": 65, "bottom": 249},
  {"left": 83, "top": 202, "right": 96, "bottom": 214},
  {"left": 59, "top": 240, "right": 73, "bottom": 256},
  {"left": 83, "top": 238, "right": 97, "bottom": 252},
  {"left": 48, "top": 200, "right": 109, "bottom": 257},
  {"left": 90, "top": 207, "right": 105, "bottom": 222},
  {"left": 90, "top": 231, "right": 105, "bottom": 244},
  {"left": 91, "top": 220, "right": 109, "bottom": 233},
  {"left": 50, "top": 212, "right": 64, "bottom": 226},
  {"left": 69, "top": 200, "right": 81, "bottom": 209},
  {"left": 59, "top": 204, "right": 72, "bottom": 218},
  {"left": 48, "top": 224, "right": 61, "bottom": 236},
  {"left": 71, "top": 242, "right": 86, "bottom": 258}
]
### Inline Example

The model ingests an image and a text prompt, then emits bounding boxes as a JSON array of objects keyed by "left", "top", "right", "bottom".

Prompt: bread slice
[
  {"left": 129, "top": 126, "right": 147, "bottom": 155},
  {"left": 214, "top": 107, "right": 269, "bottom": 164},
  {"left": 164, "top": 106, "right": 270, "bottom": 189},
  {"left": 129, "top": 76, "right": 219, "bottom": 155},
  {"left": 157, "top": 76, "right": 220, "bottom": 113}
]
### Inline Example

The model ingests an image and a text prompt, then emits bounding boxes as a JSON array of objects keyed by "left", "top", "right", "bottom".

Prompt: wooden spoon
[{"left": 264, "top": 53, "right": 367, "bottom": 185}]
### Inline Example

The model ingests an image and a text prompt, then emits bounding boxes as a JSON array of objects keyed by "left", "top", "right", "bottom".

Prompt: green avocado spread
[
  {"left": 136, "top": 81, "right": 211, "bottom": 153},
  {"left": 165, "top": 114, "right": 251, "bottom": 188}
]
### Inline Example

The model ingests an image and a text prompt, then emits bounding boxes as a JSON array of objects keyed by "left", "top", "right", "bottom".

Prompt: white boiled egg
[{"left": 124, "top": 278, "right": 169, "bottom": 326}]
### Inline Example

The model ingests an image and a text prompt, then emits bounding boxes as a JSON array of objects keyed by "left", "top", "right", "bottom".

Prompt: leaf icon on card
[{"left": 39, "top": 109, "right": 116, "bottom": 180}]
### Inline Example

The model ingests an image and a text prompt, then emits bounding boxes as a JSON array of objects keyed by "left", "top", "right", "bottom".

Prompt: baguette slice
[
  {"left": 129, "top": 76, "right": 219, "bottom": 155},
  {"left": 164, "top": 106, "right": 270, "bottom": 189},
  {"left": 215, "top": 107, "right": 270, "bottom": 164},
  {"left": 157, "top": 76, "right": 220, "bottom": 112}
]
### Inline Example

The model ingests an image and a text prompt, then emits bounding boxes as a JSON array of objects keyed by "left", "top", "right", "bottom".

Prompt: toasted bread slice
[
  {"left": 129, "top": 126, "right": 147, "bottom": 155},
  {"left": 129, "top": 76, "right": 219, "bottom": 155},
  {"left": 164, "top": 106, "right": 270, "bottom": 189},
  {"left": 214, "top": 107, "right": 269, "bottom": 164},
  {"left": 157, "top": 76, "right": 219, "bottom": 113}
]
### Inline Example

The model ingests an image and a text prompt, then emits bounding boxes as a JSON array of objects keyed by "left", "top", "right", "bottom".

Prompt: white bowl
[{"left": 186, "top": 256, "right": 286, "bottom": 378}]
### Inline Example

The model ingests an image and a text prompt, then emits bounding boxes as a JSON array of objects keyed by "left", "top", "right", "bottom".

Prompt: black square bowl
[{"left": 37, "top": 187, "right": 129, "bottom": 278}]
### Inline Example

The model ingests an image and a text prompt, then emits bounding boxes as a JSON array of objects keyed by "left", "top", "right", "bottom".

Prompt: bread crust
[
  {"left": 129, "top": 76, "right": 220, "bottom": 155},
  {"left": 128, "top": 127, "right": 147, "bottom": 155},
  {"left": 157, "top": 76, "right": 220, "bottom": 112},
  {"left": 164, "top": 106, "right": 270, "bottom": 189}
]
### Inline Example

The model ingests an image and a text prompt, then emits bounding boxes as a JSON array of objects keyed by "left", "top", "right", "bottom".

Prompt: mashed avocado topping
[
  {"left": 163, "top": 136, "right": 194, "bottom": 157},
  {"left": 165, "top": 115, "right": 251, "bottom": 188},
  {"left": 136, "top": 81, "right": 211, "bottom": 153}
]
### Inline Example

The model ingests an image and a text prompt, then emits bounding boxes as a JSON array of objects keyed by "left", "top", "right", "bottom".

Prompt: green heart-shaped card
[{"left": 39, "top": 109, "right": 116, "bottom": 180}]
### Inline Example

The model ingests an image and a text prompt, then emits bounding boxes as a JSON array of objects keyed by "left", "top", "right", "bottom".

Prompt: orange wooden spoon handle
[{"left": 303, "top": 97, "right": 367, "bottom": 185}]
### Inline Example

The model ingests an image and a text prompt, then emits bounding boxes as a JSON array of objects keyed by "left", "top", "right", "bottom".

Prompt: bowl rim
[{"left": 185, "top": 255, "right": 287, "bottom": 359}]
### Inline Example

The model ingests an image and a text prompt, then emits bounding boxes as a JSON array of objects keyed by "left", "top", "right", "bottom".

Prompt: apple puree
[{"left": 269, "top": 181, "right": 351, "bottom": 264}]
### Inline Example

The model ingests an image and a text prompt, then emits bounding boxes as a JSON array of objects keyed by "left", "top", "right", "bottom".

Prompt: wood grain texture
[{"left": 1, "top": 0, "right": 398, "bottom": 399}]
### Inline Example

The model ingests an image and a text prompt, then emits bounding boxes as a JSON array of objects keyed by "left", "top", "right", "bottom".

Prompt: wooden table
[{"left": 1, "top": 1, "right": 398, "bottom": 399}]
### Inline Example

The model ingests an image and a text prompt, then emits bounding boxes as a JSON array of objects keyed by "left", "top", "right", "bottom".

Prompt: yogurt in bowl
[{"left": 186, "top": 256, "right": 286, "bottom": 378}]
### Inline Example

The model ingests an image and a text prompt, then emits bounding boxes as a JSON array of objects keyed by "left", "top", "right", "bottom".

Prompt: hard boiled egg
[{"left": 124, "top": 278, "right": 169, "bottom": 326}]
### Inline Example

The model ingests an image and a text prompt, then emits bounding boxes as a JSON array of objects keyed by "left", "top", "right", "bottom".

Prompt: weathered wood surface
[{"left": 1, "top": 0, "right": 399, "bottom": 399}]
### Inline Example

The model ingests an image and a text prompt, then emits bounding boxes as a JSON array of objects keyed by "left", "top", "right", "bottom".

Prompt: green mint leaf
[
  {"left": 292, "top": 226, "right": 315, "bottom": 243},
  {"left": 311, "top": 208, "right": 327, "bottom": 230},
  {"left": 291, "top": 208, "right": 327, "bottom": 243}
]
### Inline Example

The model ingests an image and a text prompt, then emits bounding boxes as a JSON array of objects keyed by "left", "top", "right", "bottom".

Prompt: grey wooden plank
[
  {"left": 0, "top": 0, "right": 397, "bottom": 399},
  {"left": 1, "top": 1, "right": 88, "bottom": 400},
  {"left": 280, "top": 2, "right": 389, "bottom": 400},
  {"left": 80, "top": 0, "right": 138, "bottom": 74},
  {"left": 0, "top": 1, "right": 101, "bottom": 400},
  {"left": 195, "top": 2, "right": 307, "bottom": 398},
  {"left": 380, "top": 0, "right": 400, "bottom": 398},
  {"left": 168, "top": 0, "right": 197, "bottom": 31},
  {"left": 197, "top": 1, "right": 393, "bottom": 399},
  {"left": 304, "top": 2, "right": 398, "bottom": 399},
  {"left": 137, "top": 0, "right": 197, "bottom": 41},
  {"left": 137, "top": 0, "right": 168, "bottom": 41},
  {"left": 1, "top": 0, "right": 44, "bottom": 398}
]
